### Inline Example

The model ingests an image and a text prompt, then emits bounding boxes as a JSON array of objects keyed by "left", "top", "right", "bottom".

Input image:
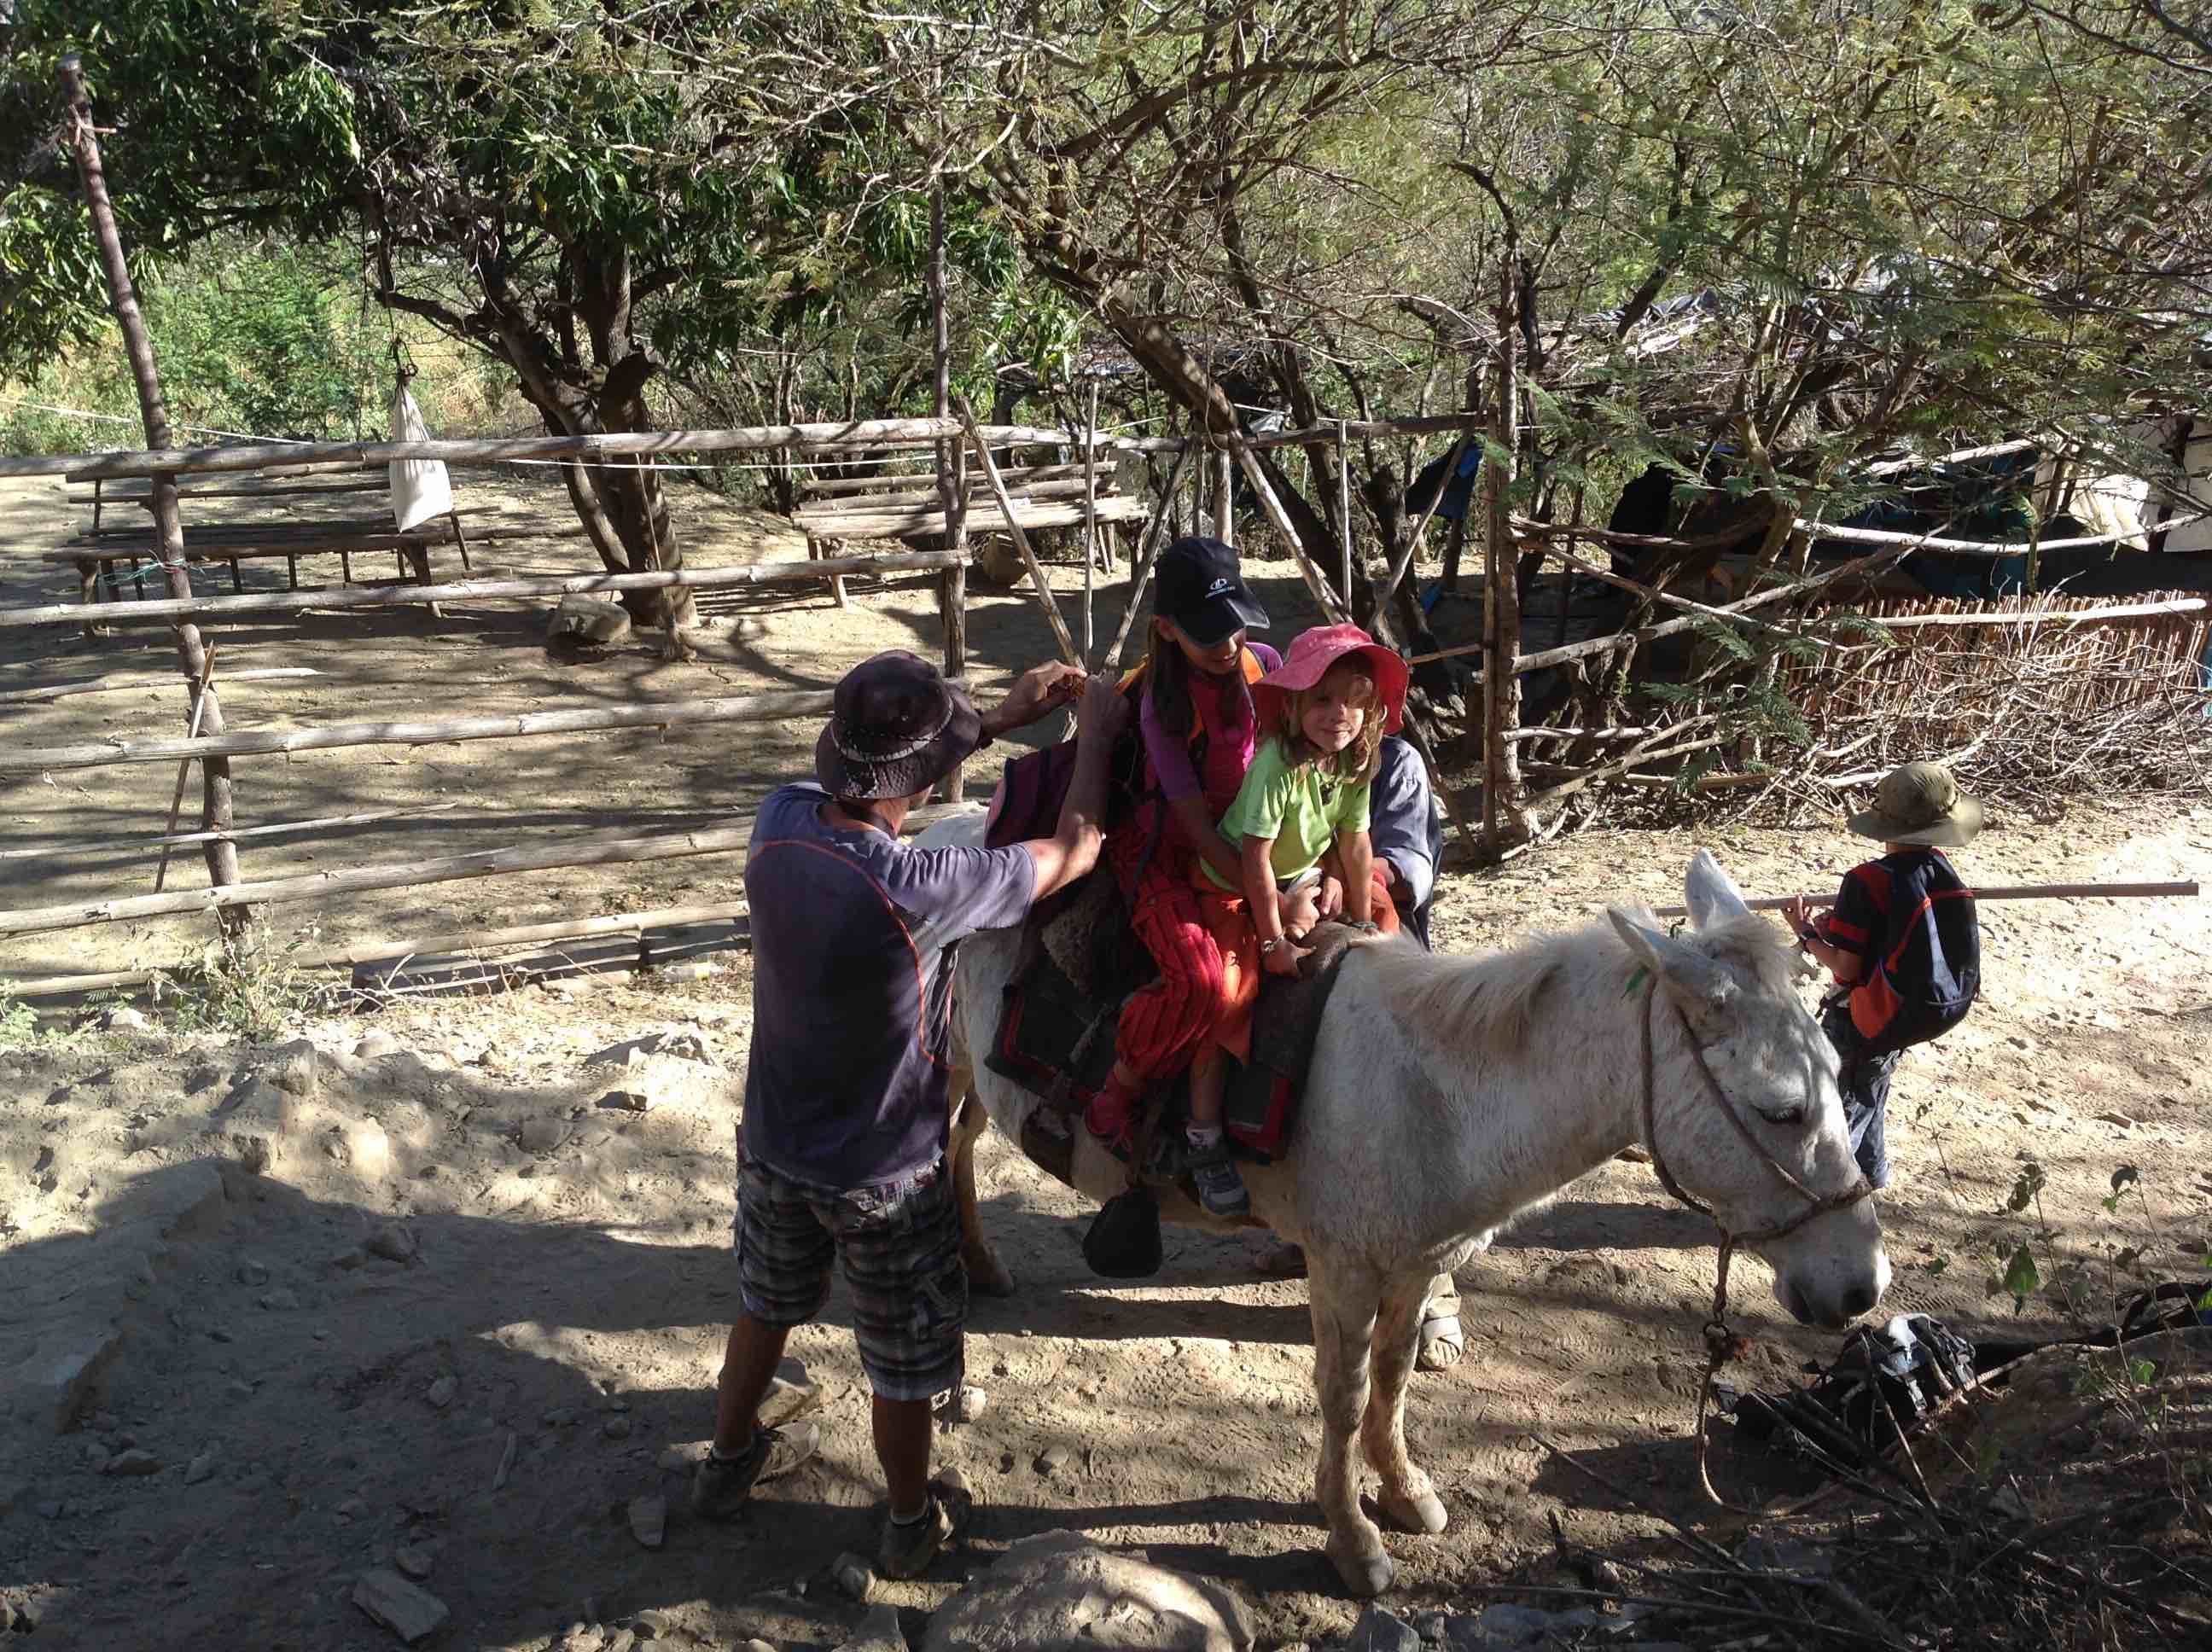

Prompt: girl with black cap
[{"left": 1085, "top": 536, "right": 1286, "bottom": 1217}]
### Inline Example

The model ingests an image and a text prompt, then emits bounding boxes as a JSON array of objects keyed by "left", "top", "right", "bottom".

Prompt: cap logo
[{"left": 1203, "top": 577, "right": 1234, "bottom": 598}]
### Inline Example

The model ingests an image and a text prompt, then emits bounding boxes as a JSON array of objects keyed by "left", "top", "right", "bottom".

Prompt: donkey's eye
[{"left": 1756, "top": 1104, "right": 1807, "bottom": 1126}]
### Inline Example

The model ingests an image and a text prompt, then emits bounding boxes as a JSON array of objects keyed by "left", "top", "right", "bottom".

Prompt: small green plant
[{"left": 146, "top": 925, "right": 339, "bottom": 1042}]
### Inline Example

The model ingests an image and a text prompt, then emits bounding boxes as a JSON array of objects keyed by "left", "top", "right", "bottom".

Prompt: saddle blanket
[{"left": 984, "top": 870, "right": 1362, "bottom": 1185}]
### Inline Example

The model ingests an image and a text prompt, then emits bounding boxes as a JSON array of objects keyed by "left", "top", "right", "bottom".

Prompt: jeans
[{"left": 1823, "top": 1000, "right": 1898, "bottom": 1190}]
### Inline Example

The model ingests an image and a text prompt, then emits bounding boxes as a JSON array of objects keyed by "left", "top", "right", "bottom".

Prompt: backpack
[{"left": 1843, "top": 850, "right": 1980, "bottom": 1058}]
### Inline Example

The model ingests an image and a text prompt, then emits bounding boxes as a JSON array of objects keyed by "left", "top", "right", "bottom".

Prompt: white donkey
[{"left": 933, "top": 828, "right": 1889, "bottom": 1596}]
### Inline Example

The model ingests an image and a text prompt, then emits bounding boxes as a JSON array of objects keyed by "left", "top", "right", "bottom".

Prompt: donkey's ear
[
  {"left": 1607, "top": 908, "right": 1739, "bottom": 1027},
  {"left": 1684, "top": 847, "right": 1754, "bottom": 930}
]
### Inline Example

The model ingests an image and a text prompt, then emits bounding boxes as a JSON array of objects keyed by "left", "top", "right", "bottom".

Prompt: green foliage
[
  {"left": 146, "top": 927, "right": 338, "bottom": 1044},
  {"left": 2, "top": 240, "right": 381, "bottom": 452}
]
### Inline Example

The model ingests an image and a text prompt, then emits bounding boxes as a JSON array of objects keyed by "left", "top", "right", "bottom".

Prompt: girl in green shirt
[{"left": 1183, "top": 625, "right": 1410, "bottom": 1215}]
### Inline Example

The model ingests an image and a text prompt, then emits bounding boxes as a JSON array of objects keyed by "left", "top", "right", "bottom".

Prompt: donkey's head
[{"left": 1607, "top": 851, "right": 1889, "bottom": 1330}]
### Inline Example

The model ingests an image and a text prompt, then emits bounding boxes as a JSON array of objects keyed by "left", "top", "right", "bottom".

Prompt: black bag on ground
[{"left": 1082, "top": 1187, "right": 1163, "bottom": 1279}]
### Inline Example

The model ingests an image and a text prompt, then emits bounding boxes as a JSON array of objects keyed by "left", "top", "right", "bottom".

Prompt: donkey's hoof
[
  {"left": 1328, "top": 1540, "right": 1395, "bottom": 1597},
  {"left": 1380, "top": 1487, "right": 1449, "bottom": 1534},
  {"left": 963, "top": 1245, "right": 1017, "bottom": 1299}
]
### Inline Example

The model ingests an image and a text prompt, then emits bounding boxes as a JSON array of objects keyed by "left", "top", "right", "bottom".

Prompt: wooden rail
[
  {"left": 0, "top": 804, "right": 970, "bottom": 946},
  {"left": 0, "top": 686, "right": 848, "bottom": 772},
  {"left": 0, "top": 548, "right": 963, "bottom": 630}
]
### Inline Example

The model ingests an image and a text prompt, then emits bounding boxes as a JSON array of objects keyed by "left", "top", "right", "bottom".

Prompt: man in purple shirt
[{"left": 695, "top": 649, "right": 1125, "bottom": 1580}]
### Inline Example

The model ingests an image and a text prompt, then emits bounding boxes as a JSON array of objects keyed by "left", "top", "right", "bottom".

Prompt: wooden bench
[{"left": 791, "top": 458, "right": 1145, "bottom": 605}]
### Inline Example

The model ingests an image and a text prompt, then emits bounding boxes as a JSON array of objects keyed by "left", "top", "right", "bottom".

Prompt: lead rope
[{"left": 1637, "top": 979, "right": 1874, "bottom": 1511}]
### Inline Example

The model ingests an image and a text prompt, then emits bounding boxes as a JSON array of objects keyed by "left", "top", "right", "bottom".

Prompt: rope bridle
[{"left": 1637, "top": 975, "right": 1875, "bottom": 1506}]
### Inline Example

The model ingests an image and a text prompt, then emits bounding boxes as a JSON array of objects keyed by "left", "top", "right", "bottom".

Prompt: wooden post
[
  {"left": 1082, "top": 379, "right": 1099, "bottom": 666},
  {"left": 1105, "top": 441, "right": 1193, "bottom": 667},
  {"left": 1231, "top": 440, "right": 1351, "bottom": 625},
  {"left": 1337, "top": 419, "right": 1354, "bottom": 610},
  {"left": 952, "top": 395, "right": 1081, "bottom": 666},
  {"left": 1481, "top": 265, "right": 1529, "bottom": 853},
  {"left": 152, "top": 646, "right": 218, "bottom": 893},
  {"left": 930, "top": 179, "right": 969, "bottom": 802},
  {"left": 1215, "top": 441, "right": 1235, "bottom": 547},
  {"left": 57, "top": 54, "right": 243, "bottom": 921}
]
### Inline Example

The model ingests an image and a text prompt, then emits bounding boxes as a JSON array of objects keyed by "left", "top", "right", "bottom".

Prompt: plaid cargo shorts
[{"left": 732, "top": 1152, "right": 968, "bottom": 1403}]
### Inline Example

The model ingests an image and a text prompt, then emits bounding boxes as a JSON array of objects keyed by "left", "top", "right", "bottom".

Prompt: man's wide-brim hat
[
  {"left": 1253, "top": 623, "right": 1409, "bottom": 735},
  {"left": 814, "top": 649, "right": 982, "bottom": 801},
  {"left": 1848, "top": 760, "right": 1983, "bottom": 847}
]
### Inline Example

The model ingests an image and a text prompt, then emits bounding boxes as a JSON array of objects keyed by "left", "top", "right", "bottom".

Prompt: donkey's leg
[
  {"left": 1307, "top": 1251, "right": 1394, "bottom": 1597},
  {"left": 948, "top": 1081, "right": 1016, "bottom": 1298},
  {"left": 1364, "top": 1267, "right": 1449, "bottom": 1535}
]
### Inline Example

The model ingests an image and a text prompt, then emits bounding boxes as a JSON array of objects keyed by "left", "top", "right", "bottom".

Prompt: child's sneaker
[
  {"left": 877, "top": 1469, "right": 971, "bottom": 1579},
  {"left": 688, "top": 1421, "right": 819, "bottom": 1521},
  {"left": 1186, "top": 1138, "right": 1250, "bottom": 1217}
]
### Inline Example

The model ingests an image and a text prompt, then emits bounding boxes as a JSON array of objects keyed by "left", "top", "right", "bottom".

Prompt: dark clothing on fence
[{"left": 1823, "top": 999, "right": 1898, "bottom": 1190}]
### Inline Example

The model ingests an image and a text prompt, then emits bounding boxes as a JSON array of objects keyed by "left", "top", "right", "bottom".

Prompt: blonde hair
[{"left": 1278, "top": 657, "right": 1385, "bottom": 787}]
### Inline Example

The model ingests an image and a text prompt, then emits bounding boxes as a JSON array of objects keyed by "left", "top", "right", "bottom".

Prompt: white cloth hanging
[{"left": 387, "top": 383, "right": 454, "bottom": 533}]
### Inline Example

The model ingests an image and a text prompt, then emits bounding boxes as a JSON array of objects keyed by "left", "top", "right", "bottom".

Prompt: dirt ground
[{"left": 2, "top": 469, "right": 2209, "bottom": 1649}]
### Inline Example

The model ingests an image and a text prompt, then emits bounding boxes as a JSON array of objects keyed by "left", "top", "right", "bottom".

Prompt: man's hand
[
  {"left": 1373, "top": 859, "right": 1396, "bottom": 891},
  {"left": 1781, "top": 895, "right": 1822, "bottom": 941},
  {"left": 1280, "top": 882, "right": 1321, "bottom": 940},
  {"left": 985, "top": 660, "right": 1087, "bottom": 738},
  {"left": 1075, "top": 674, "right": 1129, "bottom": 742},
  {"left": 1317, "top": 874, "right": 1347, "bottom": 916},
  {"left": 1262, "top": 937, "right": 1310, "bottom": 978}
]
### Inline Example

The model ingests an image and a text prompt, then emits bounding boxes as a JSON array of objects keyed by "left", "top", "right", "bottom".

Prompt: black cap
[{"left": 1154, "top": 536, "right": 1269, "bottom": 646}]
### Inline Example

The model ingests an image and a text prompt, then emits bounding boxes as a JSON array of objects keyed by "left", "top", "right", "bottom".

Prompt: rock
[
  {"left": 85, "top": 1443, "right": 111, "bottom": 1475},
  {"left": 656, "top": 1442, "right": 705, "bottom": 1472},
  {"left": 739, "top": 1642, "right": 777, "bottom": 1652},
  {"left": 105, "top": 1448, "right": 161, "bottom": 1476},
  {"left": 955, "top": 1386, "right": 988, "bottom": 1423},
  {"left": 266, "top": 1040, "right": 320, "bottom": 1097},
  {"left": 603, "top": 1415, "right": 633, "bottom": 1440},
  {"left": 1458, "top": 1605, "right": 1599, "bottom": 1647},
  {"left": 102, "top": 1005, "right": 152, "bottom": 1033},
  {"left": 833, "top": 1550, "right": 876, "bottom": 1601},
  {"left": 627, "top": 1495, "right": 667, "bottom": 1550},
  {"left": 236, "top": 1259, "right": 271, "bottom": 1286},
  {"left": 365, "top": 1224, "right": 419, "bottom": 1264},
  {"left": 657, "top": 962, "right": 718, "bottom": 983},
  {"left": 354, "top": 1030, "right": 404, "bottom": 1060},
  {"left": 1343, "top": 1607, "right": 1422, "bottom": 1652},
  {"left": 519, "top": 1116, "right": 571, "bottom": 1154},
  {"left": 550, "top": 594, "right": 633, "bottom": 649},
  {"left": 259, "top": 1288, "right": 300, "bottom": 1312},
  {"left": 426, "top": 1376, "right": 457, "bottom": 1410},
  {"left": 352, "top": 1568, "right": 451, "bottom": 1644},
  {"left": 342, "top": 1118, "right": 393, "bottom": 1181},
  {"left": 596, "top": 1090, "right": 651, "bottom": 1113},
  {"left": 1033, "top": 1444, "right": 1071, "bottom": 1477},
  {"left": 184, "top": 1451, "right": 218, "bottom": 1486},
  {"left": 183, "top": 1062, "right": 223, "bottom": 1095},
  {"left": 395, "top": 1544, "right": 435, "bottom": 1580},
  {"left": 921, "top": 1530, "right": 1250, "bottom": 1651},
  {"left": 841, "top": 1603, "right": 910, "bottom": 1652},
  {"left": 38, "top": 1326, "right": 124, "bottom": 1433}
]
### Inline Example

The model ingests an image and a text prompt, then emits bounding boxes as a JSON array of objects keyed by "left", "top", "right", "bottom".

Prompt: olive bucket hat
[
  {"left": 1847, "top": 761, "right": 1983, "bottom": 847},
  {"left": 814, "top": 650, "right": 982, "bottom": 801}
]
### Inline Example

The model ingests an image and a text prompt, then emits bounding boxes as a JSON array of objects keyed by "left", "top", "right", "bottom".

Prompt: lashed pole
[{"left": 56, "top": 55, "right": 244, "bottom": 922}]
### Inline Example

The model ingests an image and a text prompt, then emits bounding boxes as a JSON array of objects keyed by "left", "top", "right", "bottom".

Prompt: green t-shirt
[{"left": 1202, "top": 735, "right": 1372, "bottom": 892}]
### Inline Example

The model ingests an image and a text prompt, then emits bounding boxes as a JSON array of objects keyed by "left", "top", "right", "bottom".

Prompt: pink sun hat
[{"left": 1253, "top": 623, "right": 1409, "bottom": 735}]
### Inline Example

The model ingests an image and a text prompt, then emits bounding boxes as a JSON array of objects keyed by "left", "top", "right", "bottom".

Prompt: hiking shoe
[
  {"left": 688, "top": 1420, "right": 819, "bottom": 1521},
  {"left": 1187, "top": 1141, "right": 1250, "bottom": 1218},
  {"left": 877, "top": 1469, "right": 971, "bottom": 1579}
]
